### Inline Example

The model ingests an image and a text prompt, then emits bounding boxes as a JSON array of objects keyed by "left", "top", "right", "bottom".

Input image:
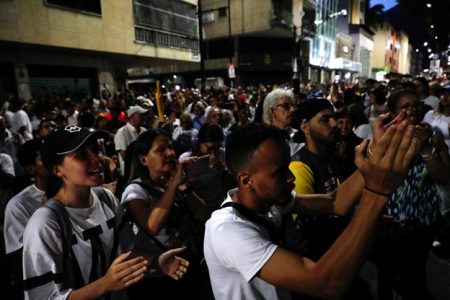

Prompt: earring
[{"left": 249, "top": 186, "right": 255, "bottom": 193}]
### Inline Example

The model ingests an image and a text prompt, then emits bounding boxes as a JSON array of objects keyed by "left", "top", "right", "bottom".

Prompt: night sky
[{"left": 371, "top": 0, "right": 397, "bottom": 10}]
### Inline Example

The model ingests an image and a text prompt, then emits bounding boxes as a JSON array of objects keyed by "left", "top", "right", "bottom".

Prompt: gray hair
[{"left": 262, "top": 88, "right": 294, "bottom": 124}]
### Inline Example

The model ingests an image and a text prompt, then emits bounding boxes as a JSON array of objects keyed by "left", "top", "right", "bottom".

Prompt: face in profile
[
  {"left": 305, "top": 109, "right": 341, "bottom": 145},
  {"left": 140, "top": 135, "right": 176, "bottom": 178},
  {"left": 246, "top": 139, "right": 295, "bottom": 212},
  {"left": 55, "top": 142, "right": 104, "bottom": 187}
]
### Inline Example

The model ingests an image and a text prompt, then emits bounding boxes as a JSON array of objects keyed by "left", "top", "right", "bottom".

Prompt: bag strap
[
  {"left": 221, "top": 201, "right": 280, "bottom": 244},
  {"left": 43, "top": 199, "right": 84, "bottom": 289},
  {"left": 125, "top": 181, "right": 169, "bottom": 252},
  {"left": 92, "top": 187, "right": 121, "bottom": 269},
  {"left": 92, "top": 187, "right": 113, "bottom": 210}
]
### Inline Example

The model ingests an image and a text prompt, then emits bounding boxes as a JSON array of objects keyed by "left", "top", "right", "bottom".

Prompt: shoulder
[
  {"left": 24, "top": 206, "right": 62, "bottom": 243},
  {"left": 115, "top": 125, "right": 128, "bottom": 136},
  {"left": 5, "top": 185, "right": 41, "bottom": 214},
  {"left": 423, "top": 109, "right": 434, "bottom": 119},
  {"left": 0, "top": 153, "right": 14, "bottom": 173},
  {"left": 205, "top": 208, "right": 278, "bottom": 278},
  {"left": 289, "top": 161, "right": 315, "bottom": 194},
  {"left": 121, "top": 181, "right": 149, "bottom": 204},
  {"left": 206, "top": 207, "right": 268, "bottom": 242},
  {"left": 93, "top": 187, "right": 121, "bottom": 214},
  {"left": 289, "top": 160, "right": 311, "bottom": 172}
]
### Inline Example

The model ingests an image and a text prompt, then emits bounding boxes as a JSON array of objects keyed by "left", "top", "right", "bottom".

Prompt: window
[
  {"left": 203, "top": 11, "right": 215, "bottom": 23},
  {"left": 134, "top": 0, "right": 197, "bottom": 37},
  {"left": 45, "top": 0, "right": 102, "bottom": 15},
  {"left": 218, "top": 7, "right": 227, "bottom": 17}
]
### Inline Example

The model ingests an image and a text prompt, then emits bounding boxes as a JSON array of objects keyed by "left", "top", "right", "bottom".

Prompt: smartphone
[{"left": 185, "top": 155, "right": 210, "bottom": 180}]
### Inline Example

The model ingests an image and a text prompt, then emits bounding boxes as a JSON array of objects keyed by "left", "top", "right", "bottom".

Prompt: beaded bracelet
[{"left": 363, "top": 186, "right": 391, "bottom": 198}]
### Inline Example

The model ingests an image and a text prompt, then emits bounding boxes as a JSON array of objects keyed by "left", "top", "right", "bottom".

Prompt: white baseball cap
[{"left": 127, "top": 105, "right": 149, "bottom": 117}]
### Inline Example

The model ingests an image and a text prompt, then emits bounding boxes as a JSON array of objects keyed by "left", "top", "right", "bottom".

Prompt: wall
[{"left": 0, "top": 0, "right": 196, "bottom": 62}]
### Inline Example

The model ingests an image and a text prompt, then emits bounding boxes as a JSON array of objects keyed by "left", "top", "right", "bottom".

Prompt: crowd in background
[{"left": 1, "top": 74, "right": 450, "bottom": 300}]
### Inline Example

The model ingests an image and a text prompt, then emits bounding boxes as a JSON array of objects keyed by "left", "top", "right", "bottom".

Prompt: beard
[{"left": 310, "top": 128, "right": 341, "bottom": 146}]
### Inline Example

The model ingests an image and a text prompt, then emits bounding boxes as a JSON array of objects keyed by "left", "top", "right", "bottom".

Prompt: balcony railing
[
  {"left": 134, "top": 0, "right": 199, "bottom": 51},
  {"left": 135, "top": 26, "right": 199, "bottom": 50}
]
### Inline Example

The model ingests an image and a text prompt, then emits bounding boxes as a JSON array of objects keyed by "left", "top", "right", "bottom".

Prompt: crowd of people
[{"left": 1, "top": 76, "right": 450, "bottom": 300}]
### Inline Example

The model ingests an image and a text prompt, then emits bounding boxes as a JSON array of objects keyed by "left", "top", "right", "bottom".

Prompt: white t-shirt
[
  {"left": 204, "top": 189, "right": 294, "bottom": 300},
  {"left": 1, "top": 153, "right": 15, "bottom": 221},
  {"left": 8, "top": 109, "right": 33, "bottom": 141},
  {"left": 287, "top": 127, "right": 304, "bottom": 158},
  {"left": 423, "top": 95, "right": 440, "bottom": 111},
  {"left": 4, "top": 184, "right": 44, "bottom": 254},
  {"left": 121, "top": 180, "right": 198, "bottom": 250},
  {"left": 67, "top": 110, "right": 79, "bottom": 126},
  {"left": 121, "top": 181, "right": 170, "bottom": 254},
  {"left": 423, "top": 110, "right": 450, "bottom": 153},
  {"left": 354, "top": 124, "right": 373, "bottom": 140},
  {"left": 172, "top": 126, "right": 198, "bottom": 142},
  {"left": 0, "top": 152, "right": 15, "bottom": 176},
  {"left": 22, "top": 188, "right": 125, "bottom": 300},
  {"left": 114, "top": 122, "right": 146, "bottom": 175}
]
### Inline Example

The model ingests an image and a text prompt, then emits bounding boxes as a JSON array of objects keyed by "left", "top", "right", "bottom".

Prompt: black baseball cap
[
  {"left": 40, "top": 125, "right": 109, "bottom": 170},
  {"left": 440, "top": 84, "right": 450, "bottom": 93},
  {"left": 295, "top": 99, "right": 333, "bottom": 123}
]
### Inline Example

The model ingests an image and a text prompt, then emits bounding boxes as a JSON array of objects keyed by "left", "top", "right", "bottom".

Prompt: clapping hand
[
  {"left": 158, "top": 247, "right": 190, "bottom": 281},
  {"left": 355, "top": 112, "right": 420, "bottom": 196},
  {"left": 104, "top": 251, "right": 148, "bottom": 291}
]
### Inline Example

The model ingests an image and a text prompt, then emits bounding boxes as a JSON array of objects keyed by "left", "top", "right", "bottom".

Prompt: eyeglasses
[{"left": 273, "top": 103, "right": 295, "bottom": 110}]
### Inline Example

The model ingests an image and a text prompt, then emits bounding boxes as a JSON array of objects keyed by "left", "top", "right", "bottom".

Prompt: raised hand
[
  {"left": 103, "top": 251, "right": 148, "bottom": 291},
  {"left": 158, "top": 247, "right": 190, "bottom": 280},
  {"left": 355, "top": 116, "right": 419, "bottom": 196},
  {"left": 165, "top": 156, "right": 197, "bottom": 187}
]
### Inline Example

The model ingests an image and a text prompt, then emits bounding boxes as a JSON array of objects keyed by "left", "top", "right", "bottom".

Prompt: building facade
[
  {"left": 372, "top": 21, "right": 411, "bottom": 79},
  {"left": 0, "top": 0, "right": 199, "bottom": 100},
  {"left": 158, "top": 0, "right": 315, "bottom": 87},
  {"left": 335, "top": 0, "right": 372, "bottom": 82}
]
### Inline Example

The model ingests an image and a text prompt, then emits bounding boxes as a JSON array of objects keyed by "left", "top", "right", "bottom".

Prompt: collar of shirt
[{"left": 126, "top": 122, "right": 141, "bottom": 134}]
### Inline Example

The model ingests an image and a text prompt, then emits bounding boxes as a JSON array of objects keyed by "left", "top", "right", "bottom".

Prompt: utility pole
[
  {"left": 228, "top": 0, "right": 232, "bottom": 64},
  {"left": 227, "top": 0, "right": 235, "bottom": 87},
  {"left": 198, "top": 0, "right": 205, "bottom": 90},
  {"left": 292, "top": 24, "right": 300, "bottom": 95}
]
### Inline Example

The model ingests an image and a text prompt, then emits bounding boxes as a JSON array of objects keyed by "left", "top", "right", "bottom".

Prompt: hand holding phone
[{"left": 184, "top": 155, "right": 210, "bottom": 180}]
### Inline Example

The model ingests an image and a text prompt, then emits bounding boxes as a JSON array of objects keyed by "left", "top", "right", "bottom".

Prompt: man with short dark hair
[
  {"left": 287, "top": 99, "right": 348, "bottom": 266},
  {"left": 204, "top": 115, "right": 418, "bottom": 300}
]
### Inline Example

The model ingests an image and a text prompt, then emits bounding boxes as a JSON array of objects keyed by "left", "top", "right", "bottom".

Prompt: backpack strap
[
  {"left": 42, "top": 199, "right": 84, "bottom": 289},
  {"left": 221, "top": 201, "right": 280, "bottom": 245},
  {"left": 92, "top": 187, "right": 121, "bottom": 267},
  {"left": 92, "top": 187, "right": 113, "bottom": 210},
  {"left": 124, "top": 181, "right": 168, "bottom": 252}
]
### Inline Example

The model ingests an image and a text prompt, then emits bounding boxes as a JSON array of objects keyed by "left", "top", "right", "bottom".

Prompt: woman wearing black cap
[{"left": 22, "top": 125, "right": 188, "bottom": 300}]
